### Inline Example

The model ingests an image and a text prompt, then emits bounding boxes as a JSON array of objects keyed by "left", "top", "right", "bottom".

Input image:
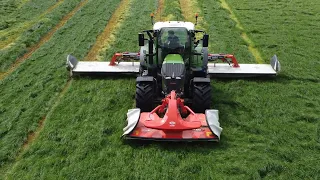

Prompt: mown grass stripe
[
  {"left": 17, "top": 0, "right": 31, "bottom": 9},
  {"left": 0, "top": 1, "right": 123, "bottom": 176},
  {"left": 179, "top": 0, "right": 201, "bottom": 23},
  {"left": 179, "top": 0, "right": 209, "bottom": 42},
  {"left": 0, "top": 0, "right": 65, "bottom": 49},
  {"left": 155, "top": 0, "right": 182, "bottom": 21},
  {"left": 84, "top": 0, "right": 132, "bottom": 61},
  {"left": 21, "top": 0, "right": 133, "bottom": 157},
  {"left": 26, "top": 2, "right": 135, "bottom": 160},
  {"left": 0, "top": 0, "right": 89, "bottom": 80},
  {"left": 4, "top": 80, "right": 73, "bottom": 179},
  {"left": 4, "top": 0, "right": 154, "bottom": 178},
  {"left": 155, "top": 0, "right": 165, "bottom": 21},
  {"left": 4, "top": 0, "right": 127, "bottom": 165},
  {"left": 219, "top": 0, "right": 264, "bottom": 63},
  {"left": 8, "top": 0, "right": 131, "bottom": 166}
]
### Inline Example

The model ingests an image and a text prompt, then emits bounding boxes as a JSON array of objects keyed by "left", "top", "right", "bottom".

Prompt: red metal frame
[
  {"left": 108, "top": 52, "right": 140, "bottom": 66},
  {"left": 109, "top": 53, "right": 240, "bottom": 68},
  {"left": 109, "top": 53, "right": 123, "bottom": 66},
  {"left": 144, "top": 91, "right": 201, "bottom": 131},
  {"left": 127, "top": 91, "right": 219, "bottom": 140},
  {"left": 208, "top": 54, "right": 240, "bottom": 67}
]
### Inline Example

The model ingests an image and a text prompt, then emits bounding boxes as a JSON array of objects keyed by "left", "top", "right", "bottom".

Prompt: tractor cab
[
  {"left": 155, "top": 24, "right": 192, "bottom": 95},
  {"left": 138, "top": 21, "right": 209, "bottom": 96},
  {"left": 157, "top": 27, "right": 190, "bottom": 60},
  {"left": 153, "top": 21, "right": 195, "bottom": 65}
]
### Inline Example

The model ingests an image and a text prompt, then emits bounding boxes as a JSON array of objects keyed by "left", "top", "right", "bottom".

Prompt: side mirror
[
  {"left": 139, "top": 33, "right": 144, "bottom": 46},
  {"left": 203, "top": 34, "right": 209, "bottom": 47}
]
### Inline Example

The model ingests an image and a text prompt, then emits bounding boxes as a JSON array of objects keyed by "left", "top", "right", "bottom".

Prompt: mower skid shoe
[
  {"left": 123, "top": 109, "right": 140, "bottom": 137},
  {"left": 205, "top": 110, "right": 222, "bottom": 139}
]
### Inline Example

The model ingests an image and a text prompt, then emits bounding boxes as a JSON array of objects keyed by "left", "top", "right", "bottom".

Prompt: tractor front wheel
[
  {"left": 136, "top": 83, "right": 154, "bottom": 112},
  {"left": 192, "top": 83, "right": 211, "bottom": 113}
]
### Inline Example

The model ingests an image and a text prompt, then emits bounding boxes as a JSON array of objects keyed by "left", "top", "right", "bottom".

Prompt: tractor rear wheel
[
  {"left": 192, "top": 83, "right": 211, "bottom": 113},
  {"left": 136, "top": 83, "right": 154, "bottom": 112}
]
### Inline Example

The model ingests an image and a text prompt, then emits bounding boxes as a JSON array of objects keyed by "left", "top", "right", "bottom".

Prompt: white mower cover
[
  {"left": 67, "top": 55, "right": 139, "bottom": 76},
  {"left": 208, "top": 55, "right": 281, "bottom": 77}
]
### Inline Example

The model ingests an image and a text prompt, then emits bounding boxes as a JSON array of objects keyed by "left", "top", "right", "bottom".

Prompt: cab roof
[{"left": 153, "top": 21, "right": 195, "bottom": 31}]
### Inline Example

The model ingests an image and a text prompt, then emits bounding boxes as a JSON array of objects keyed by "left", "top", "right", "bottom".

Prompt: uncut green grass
[
  {"left": 205, "top": 0, "right": 320, "bottom": 178},
  {"left": 226, "top": 0, "right": 320, "bottom": 80},
  {"left": 198, "top": 0, "right": 256, "bottom": 62},
  {"left": 3, "top": 0, "right": 320, "bottom": 179},
  {"left": 0, "top": 0, "right": 121, "bottom": 175},
  {"left": 0, "top": 0, "right": 82, "bottom": 72}
]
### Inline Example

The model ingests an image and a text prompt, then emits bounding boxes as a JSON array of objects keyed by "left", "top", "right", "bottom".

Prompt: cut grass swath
[
  {"left": 0, "top": 0, "right": 64, "bottom": 49},
  {"left": 0, "top": 0, "right": 82, "bottom": 72},
  {"left": 179, "top": 0, "right": 206, "bottom": 31},
  {"left": 17, "top": 0, "right": 31, "bottom": 9},
  {"left": 10, "top": 0, "right": 135, "bottom": 161},
  {"left": 226, "top": 0, "right": 320, "bottom": 80},
  {"left": 197, "top": 0, "right": 256, "bottom": 62},
  {"left": 4, "top": 80, "right": 73, "bottom": 178},
  {"left": 154, "top": 0, "right": 183, "bottom": 21},
  {"left": 0, "top": 0, "right": 89, "bottom": 80},
  {"left": 84, "top": 0, "right": 132, "bottom": 61},
  {"left": 219, "top": 0, "right": 263, "bottom": 64},
  {"left": 179, "top": 0, "right": 210, "bottom": 45},
  {"left": 4, "top": 0, "right": 158, "bottom": 179},
  {"left": 0, "top": 0, "right": 122, "bottom": 176},
  {"left": 155, "top": 0, "right": 164, "bottom": 21}
]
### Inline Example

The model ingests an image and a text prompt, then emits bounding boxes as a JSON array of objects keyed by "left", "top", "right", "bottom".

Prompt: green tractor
[{"left": 136, "top": 21, "right": 212, "bottom": 113}]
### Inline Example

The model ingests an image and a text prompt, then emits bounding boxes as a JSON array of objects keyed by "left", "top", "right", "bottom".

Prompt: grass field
[{"left": 1, "top": 0, "right": 319, "bottom": 179}]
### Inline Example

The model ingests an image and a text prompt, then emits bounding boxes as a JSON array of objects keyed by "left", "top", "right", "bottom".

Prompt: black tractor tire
[
  {"left": 136, "top": 83, "right": 154, "bottom": 112},
  {"left": 192, "top": 83, "right": 211, "bottom": 113}
]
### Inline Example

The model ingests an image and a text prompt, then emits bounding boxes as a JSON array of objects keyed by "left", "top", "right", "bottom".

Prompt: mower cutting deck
[{"left": 123, "top": 91, "right": 222, "bottom": 141}]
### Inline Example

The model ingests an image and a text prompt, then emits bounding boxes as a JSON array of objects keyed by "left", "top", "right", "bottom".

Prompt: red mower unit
[
  {"left": 123, "top": 91, "right": 221, "bottom": 141},
  {"left": 67, "top": 15, "right": 280, "bottom": 142}
]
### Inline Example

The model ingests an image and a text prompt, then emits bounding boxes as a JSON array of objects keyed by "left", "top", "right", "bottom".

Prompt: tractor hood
[
  {"left": 163, "top": 54, "right": 184, "bottom": 64},
  {"left": 161, "top": 54, "right": 185, "bottom": 95},
  {"left": 162, "top": 54, "right": 184, "bottom": 78}
]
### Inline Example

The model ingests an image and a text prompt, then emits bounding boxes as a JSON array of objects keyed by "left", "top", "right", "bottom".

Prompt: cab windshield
[{"left": 158, "top": 27, "right": 189, "bottom": 54}]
